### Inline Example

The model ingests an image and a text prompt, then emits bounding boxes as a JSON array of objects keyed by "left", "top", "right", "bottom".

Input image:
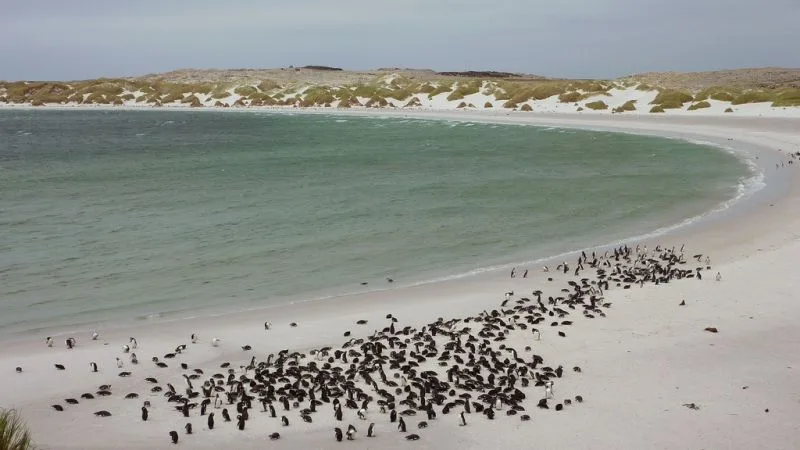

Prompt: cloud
[{"left": 1, "top": 0, "right": 798, "bottom": 80}]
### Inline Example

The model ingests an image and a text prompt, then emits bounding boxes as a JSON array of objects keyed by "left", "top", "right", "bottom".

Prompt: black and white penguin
[
  {"left": 367, "top": 422, "right": 375, "bottom": 437},
  {"left": 185, "top": 423, "right": 192, "bottom": 434},
  {"left": 15, "top": 367, "right": 22, "bottom": 373},
  {"left": 122, "top": 345, "right": 130, "bottom": 354},
  {"left": 236, "top": 415, "right": 245, "bottom": 431},
  {"left": 281, "top": 415, "right": 289, "bottom": 426},
  {"left": 269, "top": 432, "right": 280, "bottom": 440},
  {"left": 91, "top": 332, "right": 99, "bottom": 340},
  {"left": 141, "top": 407, "right": 148, "bottom": 421},
  {"left": 191, "top": 333, "right": 198, "bottom": 344},
  {"left": 357, "top": 408, "right": 366, "bottom": 420},
  {"left": 130, "top": 353, "right": 138, "bottom": 364},
  {"left": 88, "top": 362, "right": 98, "bottom": 373},
  {"left": 169, "top": 430, "right": 178, "bottom": 444},
  {"left": 459, "top": 411, "right": 467, "bottom": 426},
  {"left": 66, "top": 338, "right": 76, "bottom": 349},
  {"left": 398, "top": 417, "right": 406, "bottom": 432},
  {"left": 46, "top": 337, "right": 54, "bottom": 347},
  {"left": 129, "top": 337, "right": 138, "bottom": 349},
  {"left": 222, "top": 408, "right": 231, "bottom": 422},
  {"left": 346, "top": 424, "right": 357, "bottom": 440},
  {"left": 335, "top": 427, "right": 343, "bottom": 442},
  {"left": 207, "top": 412, "right": 214, "bottom": 430}
]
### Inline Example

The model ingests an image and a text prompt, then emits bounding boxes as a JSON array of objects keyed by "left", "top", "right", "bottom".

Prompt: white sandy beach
[{"left": 1, "top": 111, "right": 799, "bottom": 450}]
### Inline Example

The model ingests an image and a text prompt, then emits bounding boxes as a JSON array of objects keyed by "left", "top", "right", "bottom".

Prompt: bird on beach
[
  {"left": 211, "top": 338, "right": 221, "bottom": 347},
  {"left": 91, "top": 332, "right": 99, "bottom": 340},
  {"left": 46, "top": 337, "right": 54, "bottom": 347}
]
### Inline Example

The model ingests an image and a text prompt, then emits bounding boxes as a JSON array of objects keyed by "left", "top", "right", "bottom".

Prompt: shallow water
[{"left": 0, "top": 110, "right": 751, "bottom": 337}]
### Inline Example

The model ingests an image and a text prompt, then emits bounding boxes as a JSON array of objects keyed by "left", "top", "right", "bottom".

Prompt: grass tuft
[
  {"left": 520, "top": 103, "right": 533, "bottom": 111},
  {"left": 731, "top": 91, "right": 772, "bottom": 105},
  {"left": 0, "top": 408, "right": 35, "bottom": 450},
  {"left": 612, "top": 100, "right": 637, "bottom": 113},
  {"left": 724, "top": 107, "right": 733, "bottom": 113},
  {"left": 650, "top": 105, "right": 666, "bottom": 113},
  {"left": 687, "top": 101, "right": 711, "bottom": 111},
  {"left": 650, "top": 89, "right": 693, "bottom": 108},
  {"left": 585, "top": 100, "right": 608, "bottom": 110}
]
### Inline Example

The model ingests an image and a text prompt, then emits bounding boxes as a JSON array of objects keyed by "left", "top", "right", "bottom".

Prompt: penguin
[
  {"left": 264, "top": 322, "right": 272, "bottom": 330},
  {"left": 15, "top": 367, "right": 22, "bottom": 373},
  {"left": 222, "top": 408, "right": 231, "bottom": 422},
  {"left": 191, "top": 333, "right": 198, "bottom": 344},
  {"left": 346, "top": 424, "right": 357, "bottom": 440},
  {"left": 357, "top": 408, "right": 366, "bottom": 420},
  {"left": 269, "top": 432, "right": 280, "bottom": 440},
  {"left": 141, "top": 407, "right": 148, "bottom": 421},
  {"left": 46, "top": 337, "right": 54, "bottom": 347},
  {"left": 211, "top": 338, "right": 221, "bottom": 347},
  {"left": 398, "top": 417, "right": 406, "bottom": 432},
  {"left": 130, "top": 353, "right": 138, "bottom": 364},
  {"left": 66, "top": 338, "right": 76, "bottom": 349},
  {"left": 236, "top": 415, "right": 245, "bottom": 431},
  {"left": 390, "top": 409, "right": 397, "bottom": 423},
  {"left": 281, "top": 415, "right": 289, "bottom": 426},
  {"left": 129, "top": 337, "right": 138, "bottom": 349},
  {"left": 91, "top": 332, "right": 99, "bottom": 340},
  {"left": 207, "top": 412, "right": 214, "bottom": 430},
  {"left": 335, "top": 427, "right": 343, "bottom": 442},
  {"left": 89, "top": 362, "right": 98, "bottom": 373},
  {"left": 116, "top": 358, "right": 123, "bottom": 368},
  {"left": 459, "top": 411, "right": 467, "bottom": 426},
  {"left": 55, "top": 364, "right": 65, "bottom": 370},
  {"left": 185, "top": 423, "right": 193, "bottom": 434},
  {"left": 122, "top": 345, "right": 130, "bottom": 354},
  {"left": 169, "top": 430, "right": 179, "bottom": 444},
  {"left": 367, "top": 422, "right": 375, "bottom": 437},
  {"left": 269, "top": 404, "right": 276, "bottom": 418}
]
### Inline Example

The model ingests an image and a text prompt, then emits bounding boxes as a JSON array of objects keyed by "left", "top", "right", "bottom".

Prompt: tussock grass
[
  {"left": 687, "top": 101, "right": 711, "bottom": 111},
  {"left": 731, "top": 90, "right": 773, "bottom": 105},
  {"left": 233, "top": 86, "right": 259, "bottom": 97},
  {"left": 446, "top": 80, "right": 481, "bottom": 101},
  {"left": 650, "top": 89, "right": 693, "bottom": 108},
  {"left": 773, "top": 88, "right": 800, "bottom": 107},
  {"left": 585, "top": 100, "right": 608, "bottom": 110},
  {"left": 650, "top": 105, "right": 666, "bottom": 113},
  {"left": 300, "top": 86, "right": 336, "bottom": 106},
  {"left": 520, "top": 103, "right": 533, "bottom": 111},
  {"left": 0, "top": 408, "right": 35, "bottom": 450},
  {"left": 724, "top": 107, "right": 733, "bottom": 113},
  {"left": 635, "top": 83, "right": 654, "bottom": 91},
  {"left": 161, "top": 92, "right": 184, "bottom": 104},
  {"left": 558, "top": 91, "right": 584, "bottom": 103},
  {"left": 404, "top": 97, "right": 422, "bottom": 107},
  {"left": 612, "top": 100, "right": 637, "bottom": 113},
  {"left": 484, "top": 101, "right": 493, "bottom": 108},
  {"left": 576, "top": 106, "right": 584, "bottom": 111},
  {"left": 257, "top": 80, "right": 280, "bottom": 92},
  {"left": 365, "top": 96, "right": 388, "bottom": 107},
  {"left": 427, "top": 81, "right": 455, "bottom": 99}
]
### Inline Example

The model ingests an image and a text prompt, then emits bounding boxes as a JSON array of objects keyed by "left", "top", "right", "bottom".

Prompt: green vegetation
[
  {"left": 233, "top": 85, "right": 259, "bottom": 97},
  {"left": 520, "top": 103, "right": 533, "bottom": 111},
  {"left": 731, "top": 91, "right": 773, "bottom": 105},
  {"left": 635, "top": 83, "right": 654, "bottom": 91},
  {"left": 257, "top": 80, "right": 280, "bottom": 92},
  {"left": 693, "top": 86, "right": 738, "bottom": 102},
  {"left": 300, "top": 86, "right": 336, "bottom": 106},
  {"left": 427, "top": 81, "right": 455, "bottom": 98},
  {"left": 650, "top": 105, "right": 666, "bottom": 113},
  {"left": 724, "top": 107, "right": 733, "bottom": 113},
  {"left": 0, "top": 409, "right": 34, "bottom": 450},
  {"left": 558, "top": 91, "right": 584, "bottom": 103},
  {"left": 773, "top": 88, "right": 800, "bottom": 107},
  {"left": 687, "top": 101, "right": 711, "bottom": 111},
  {"left": 446, "top": 80, "right": 481, "bottom": 101},
  {"left": 576, "top": 106, "right": 584, "bottom": 111},
  {"left": 612, "top": 100, "right": 637, "bottom": 113},
  {"left": 585, "top": 100, "right": 608, "bottom": 110},
  {"left": 484, "top": 101, "right": 493, "bottom": 108},
  {"left": 650, "top": 89, "right": 693, "bottom": 108},
  {"left": 404, "top": 97, "right": 422, "bottom": 107}
]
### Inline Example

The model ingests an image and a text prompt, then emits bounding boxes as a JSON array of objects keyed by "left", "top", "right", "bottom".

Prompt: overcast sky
[{"left": 2, "top": 0, "right": 798, "bottom": 81}]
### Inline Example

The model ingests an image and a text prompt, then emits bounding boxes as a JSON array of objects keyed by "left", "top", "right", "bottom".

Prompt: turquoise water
[{"left": 0, "top": 110, "right": 750, "bottom": 337}]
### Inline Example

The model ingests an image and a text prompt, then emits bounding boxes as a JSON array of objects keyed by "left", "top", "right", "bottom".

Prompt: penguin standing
[
  {"left": 237, "top": 415, "right": 245, "bottom": 431},
  {"left": 141, "top": 407, "right": 148, "bottom": 422},
  {"left": 281, "top": 415, "right": 289, "bottom": 426},
  {"left": 346, "top": 424, "right": 357, "bottom": 440},
  {"left": 367, "top": 422, "right": 375, "bottom": 437},
  {"left": 207, "top": 412, "right": 214, "bottom": 430},
  {"left": 398, "top": 417, "right": 406, "bottom": 432},
  {"left": 169, "top": 431, "right": 178, "bottom": 444},
  {"left": 90, "top": 362, "right": 98, "bottom": 373},
  {"left": 222, "top": 408, "right": 231, "bottom": 422},
  {"left": 459, "top": 411, "right": 467, "bottom": 426},
  {"left": 334, "top": 427, "right": 343, "bottom": 442},
  {"left": 390, "top": 409, "right": 397, "bottom": 423},
  {"left": 185, "top": 423, "right": 192, "bottom": 434}
]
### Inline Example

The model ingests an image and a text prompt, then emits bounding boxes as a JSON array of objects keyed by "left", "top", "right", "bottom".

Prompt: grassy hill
[{"left": 1, "top": 67, "right": 799, "bottom": 111}]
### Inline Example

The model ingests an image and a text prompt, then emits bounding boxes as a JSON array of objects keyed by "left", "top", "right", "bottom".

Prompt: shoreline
[
  {"left": 0, "top": 109, "right": 793, "bottom": 343},
  {"left": 1, "top": 111, "right": 799, "bottom": 449}
]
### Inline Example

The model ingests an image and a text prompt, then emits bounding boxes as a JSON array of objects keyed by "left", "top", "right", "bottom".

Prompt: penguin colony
[{"left": 37, "top": 244, "right": 710, "bottom": 445}]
